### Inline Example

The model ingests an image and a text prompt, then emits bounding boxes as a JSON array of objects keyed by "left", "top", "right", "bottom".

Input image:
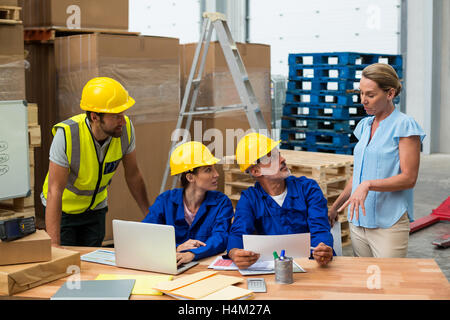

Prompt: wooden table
[{"left": 9, "top": 247, "right": 450, "bottom": 300}]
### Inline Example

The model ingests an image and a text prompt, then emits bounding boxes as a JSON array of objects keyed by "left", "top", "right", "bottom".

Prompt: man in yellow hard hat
[
  {"left": 227, "top": 132, "right": 334, "bottom": 268},
  {"left": 41, "top": 77, "right": 150, "bottom": 247}
]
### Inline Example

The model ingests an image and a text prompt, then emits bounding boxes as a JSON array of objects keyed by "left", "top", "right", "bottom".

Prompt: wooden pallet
[
  {"left": 0, "top": 207, "right": 35, "bottom": 221},
  {"left": 0, "top": 6, "right": 21, "bottom": 25},
  {"left": 224, "top": 149, "right": 353, "bottom": 199},
  {"left": 24, "top": 27, "right": 140, "bottom": 42}
]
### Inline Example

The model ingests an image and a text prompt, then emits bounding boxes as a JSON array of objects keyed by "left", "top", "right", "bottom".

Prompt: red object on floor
[
  {"left": 410, "top": 196, "right": 450, "bottom": 233},
  {"left": 432, "top": 234, "right": 450, "bottom": 248}
]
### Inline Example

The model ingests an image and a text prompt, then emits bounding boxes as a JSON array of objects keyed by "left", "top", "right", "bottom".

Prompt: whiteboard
[{"left": 0, "top": 100, "right": 30, "bottom": 200}]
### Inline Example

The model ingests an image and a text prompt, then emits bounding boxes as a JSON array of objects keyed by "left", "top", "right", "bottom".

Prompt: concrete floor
[{"left": 342, "top": 153, "right": 450, "bottom": 281}]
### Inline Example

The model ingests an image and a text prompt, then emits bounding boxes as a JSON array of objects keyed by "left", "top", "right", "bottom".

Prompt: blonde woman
[{"left": 329, "top": 63, "right": 425, "bottom": 258}]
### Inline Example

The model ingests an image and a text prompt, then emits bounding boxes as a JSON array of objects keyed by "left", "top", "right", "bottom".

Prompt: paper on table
[
  {"left": 331, "top": 222, "right": 342, "bottom": 256},
  {"left": 243, "top": 233, "right": 311, "bottom": 260},
  {"left": 81, "top": 249, "right": 116, "bottom": 266},
  {"left": 95, "top": 274, "right": 173, "bottom": 296},
  {"left": 208, "top": 256, "right": 238, "bottom": 270},
  {"left": 169, "top": 274, "right": 243, "bottom": 300},
  {"left": 208, "top": 256, "right": 275, "bottom": 271},
  {"left": 238, "top": 261, "right": 306, "bottom": 276}
]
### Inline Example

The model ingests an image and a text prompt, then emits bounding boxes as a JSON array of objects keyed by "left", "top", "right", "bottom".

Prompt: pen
[
  {"left": 273, "top": 251, "right": 279, "bottom": 260},
  {"left": 280, "top": 249, "right": 285, "bottom": 260}
]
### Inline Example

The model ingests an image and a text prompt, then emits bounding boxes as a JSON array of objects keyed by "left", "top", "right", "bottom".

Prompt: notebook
[{"left": 51, "top": 280, "right": 135, "bottom": 300}]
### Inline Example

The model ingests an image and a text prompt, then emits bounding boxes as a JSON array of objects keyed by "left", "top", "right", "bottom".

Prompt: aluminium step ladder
[{"left": 160, "top": 12, "right": 268, "bottom": 193}]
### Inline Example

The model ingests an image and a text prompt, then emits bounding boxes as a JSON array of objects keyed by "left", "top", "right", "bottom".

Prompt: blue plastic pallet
[
  {"left": 288, "top": 52, "right": 403, "bottom": 68},
  {"left": 281, "top": 129, "right": 358, "bottom": 147},
  {"left": 289, "top": 64, "right": 403, "bottom": 80},
  {"left": 287, "top": 78, "right": 360, "bottom": 93},
  {"left": 280, "top": 142, "right": 355, "bottom": 155},
  {"left": 281, "top": 116, "right": 362, "bottom": 133},
  {"left": 283, "top": 104, "right": 367, "bottom": 120},
  {"left": 286, "top": 90, "right": 361, "bottom": 106}
]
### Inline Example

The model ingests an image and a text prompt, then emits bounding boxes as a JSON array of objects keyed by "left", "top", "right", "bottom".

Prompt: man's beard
[
  {"left": 100, "top": 122, "right": 122, "bottom": 138},
  {"left": 263, "top": 163, "right": 291, "bottom": 180}
]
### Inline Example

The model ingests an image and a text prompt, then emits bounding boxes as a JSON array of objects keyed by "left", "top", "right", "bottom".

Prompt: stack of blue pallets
[{"left": 280, "top": 52, "right": 403, "bottom": 155}]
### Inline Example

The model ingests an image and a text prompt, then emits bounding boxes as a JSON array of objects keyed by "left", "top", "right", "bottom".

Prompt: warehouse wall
[
  {"left": 439, "top": 0, "right": 450, "bottom": 154},
  {"left": 405, "top": 0, "right": 449, "bottom": 154},
  {"left": 249, "top": 0, "right": 401, "bottom": 76},
  {"left": 129, "top": 0, "right": 200, "bottom": 43}
]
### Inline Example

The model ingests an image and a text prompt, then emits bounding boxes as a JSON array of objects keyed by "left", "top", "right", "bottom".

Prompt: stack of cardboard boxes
[{"left": 0, "top": 229, "right": 81, "bottom": 296}]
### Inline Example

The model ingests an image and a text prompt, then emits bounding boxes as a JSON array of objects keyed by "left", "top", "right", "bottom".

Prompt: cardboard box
[
  {"left": 0, "top": 0, "right": 18, "bottom": 6},
  {"left": 0, "top": 24, "right": 25, "bottom": 100},
  {"left": 54, "top": 33, "right": 180, "bottom": 124},
  {"left": 0, "top": 247, "right": 80, "bottom": 296},
  {"left": 104, "top": 119, "right": 178, "bottom": 242},
  {"left": 23, "top": 43, "right": 58, "bottom": 227},
  {"left": 19, "top": 0, "right": 128, "bottom": 30},
  {"left": 0, "top": 229, "right": 51, "bottom": 266}
]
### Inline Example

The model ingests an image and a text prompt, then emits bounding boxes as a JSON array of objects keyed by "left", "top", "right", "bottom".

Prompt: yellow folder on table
[
  {"left": 95, "top": 274, "right": 173, "bottom": 296},
  {"left": 153, "top": 271, "right": 251, "bottom": 300}
]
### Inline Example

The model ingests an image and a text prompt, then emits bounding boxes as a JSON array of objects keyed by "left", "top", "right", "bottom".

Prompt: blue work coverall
[
  {"left": 227, "top": 176, "right": 334, "bottom": 254},
  {"left": 142, "top": 188, "right": 233, "bottom": 260}
]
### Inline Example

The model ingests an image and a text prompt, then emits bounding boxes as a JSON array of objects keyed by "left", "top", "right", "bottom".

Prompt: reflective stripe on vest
[{"left": 42, "top": 114, "right": 131, "bottom": 214}]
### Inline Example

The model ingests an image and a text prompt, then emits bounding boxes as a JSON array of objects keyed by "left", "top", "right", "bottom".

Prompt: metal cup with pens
[{"left": 273, "top": 250, "right": 293, "bottom": 284}]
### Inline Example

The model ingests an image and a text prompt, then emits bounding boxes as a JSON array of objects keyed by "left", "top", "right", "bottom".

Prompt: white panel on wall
[
  {"left": 249, "top": 0, "right": 401, "bottom": 76},
  {"left": 129, "top": 0, "right": 201, "bottom": 43}
]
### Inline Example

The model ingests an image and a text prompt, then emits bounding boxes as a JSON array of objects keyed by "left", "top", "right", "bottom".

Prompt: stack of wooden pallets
[
  {"left": 223, "top": 149, "right": 353, "bottom": 247},
  {"left": 0, "top": 103, "right": 40, "bottom": 222}
]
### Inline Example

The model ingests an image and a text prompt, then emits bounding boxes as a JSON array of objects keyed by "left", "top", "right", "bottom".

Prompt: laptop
[{"left": 112, "top": 219, "right": 198, "bottom": 275}]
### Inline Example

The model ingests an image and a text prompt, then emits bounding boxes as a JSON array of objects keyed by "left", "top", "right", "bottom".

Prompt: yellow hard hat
[
  {"left": 170, "top": 141, "right": 220, "bottom": 176},
  {"left": 236, "top": 132, "right": 281, "bottom": 172},
  {"left": 80, "top": 77, "right": 135, "bottom": 113}
]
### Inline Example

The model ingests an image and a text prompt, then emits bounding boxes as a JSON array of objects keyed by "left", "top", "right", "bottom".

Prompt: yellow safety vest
[{"left": 42, "top": 113, "right": 132, "bottom": 214}]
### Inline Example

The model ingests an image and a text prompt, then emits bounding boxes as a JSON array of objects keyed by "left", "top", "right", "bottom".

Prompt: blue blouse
[{"left": 350, "top": 108, "right": 426, "bottom": 228}]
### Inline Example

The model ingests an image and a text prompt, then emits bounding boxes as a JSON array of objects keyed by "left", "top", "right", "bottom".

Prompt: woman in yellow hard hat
[{"left": 142, "top": 141, "right": 233, "bottom": 266}]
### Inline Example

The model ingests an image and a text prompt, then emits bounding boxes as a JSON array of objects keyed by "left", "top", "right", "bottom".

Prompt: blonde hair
[{"left": 361, "top": 63, "right": 402, "bottom": 97}]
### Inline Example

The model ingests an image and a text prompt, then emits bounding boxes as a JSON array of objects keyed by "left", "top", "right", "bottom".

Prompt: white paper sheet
[
  {"left": 81, "top": 249, "right": 116, "bottom": 266},
  {"left": 208, "top": 256, "right": 306, "bottom": 275},
  {"left": 243, "top": 233, "right": 311, "bottom": 260},
  {"left": 331, "top": 222, "right": 342, "bottom": 256}
]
